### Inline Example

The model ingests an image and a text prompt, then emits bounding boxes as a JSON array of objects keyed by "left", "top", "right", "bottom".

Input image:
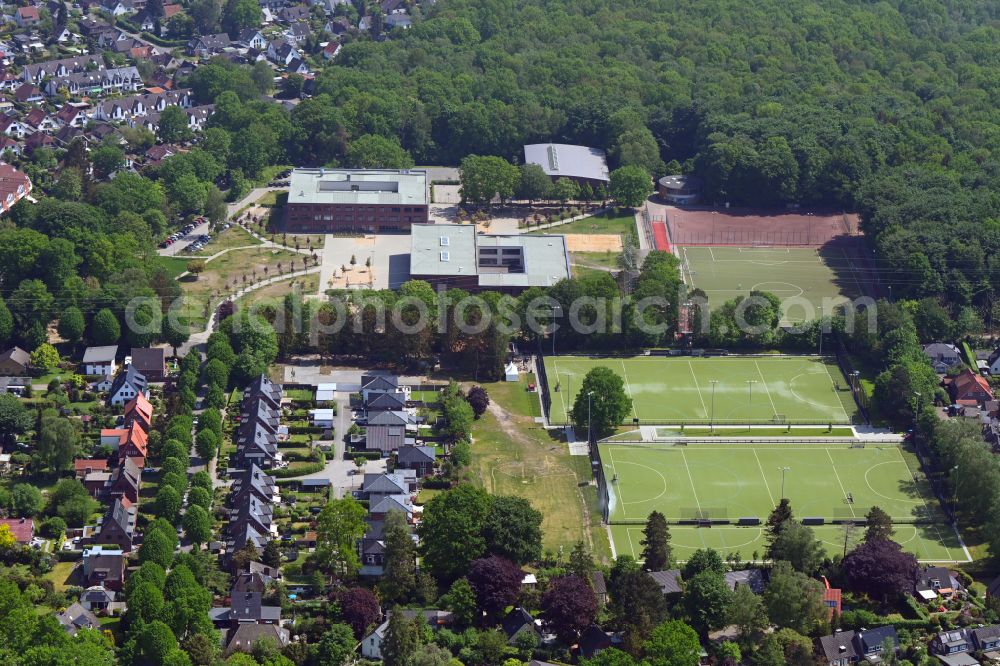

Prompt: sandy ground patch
[{"left": 564, "top": 234, "right": 623, "bottom": 252}]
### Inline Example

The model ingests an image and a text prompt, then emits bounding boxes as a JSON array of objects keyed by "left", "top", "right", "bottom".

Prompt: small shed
[
  {"left": 310, "top": 408, "right": 335, "bottom": 428},
  {"left": 504, "top": 362, "right": 519, "bottom": 382},
  {"left": 315, "top": 383, "right": 336, "bottom": 402}
]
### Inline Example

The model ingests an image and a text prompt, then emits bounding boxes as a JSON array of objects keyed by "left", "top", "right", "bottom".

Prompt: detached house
[
  {"left": 924, "top": 343, "right": 962, "bottom": 374},
  {"left": 817, "top": 626, "right": 898, "bottom": 666},
  {"left": 239, "top": 29, "right": 268, "bottom": 50},
  {"left": 0, "top": 346, "right": 30, "bottom": 375},
  {"left": 187, "top": 33, "right": 231, "bottom": 57},
  {"left": 83, "top": 345, "right": 117, "bottom": 376},
  {"left": 15, "top": 7, "right": 40, "bottom": 28},
  {"left": 946, "top": 368, "right": 993, "bottom": 406},
  {"left": 106, "top": 364, "right": 147, "bottom": 406},
  {"left": 130, "top": 347, "right": 167, "bottom": 381},
  {"left": 395, "top": 445, "right": 436, "bottom": 477}
]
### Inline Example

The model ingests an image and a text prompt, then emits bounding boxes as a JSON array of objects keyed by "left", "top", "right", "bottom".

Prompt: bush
[
  {"left": 345, "top": 451, "right": 381, "bottom": 461},
  {"left": 272, "top": 463, "right": 325, "bottom": 478}
]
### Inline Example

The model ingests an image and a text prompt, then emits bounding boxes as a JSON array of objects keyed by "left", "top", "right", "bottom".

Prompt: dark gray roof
[
  {"left": 57, "top": 602, "right": 101, "bottom": 634},
  {"left": 501, "top": 607, "right": 535, "bottom": 639},
  {"left": 971, "top": 624, "right": 1000, "bottom": 643},
  {"left": 858, "top": 626, "right": 898, "bottom": 653},
  {"left": 361, "top": 374, "right": 399, "bottom": 392},
  {"left": 108, "top": 364, "right": 146, "bottom": 398},
  {"left": 396, "top": 445, "right": 436, "bottom": 464},
  {"left": 83, "top": 345, "right": 117, "bottom": 363},
  {"left": 819, "top": 630, "right": 858, "bottom": 662},
  {"left": 592, "top": 571, "right": 607, "bottom": 596},
  {"left": 648, "top": 570, "right": 682, "bottom": 595}
]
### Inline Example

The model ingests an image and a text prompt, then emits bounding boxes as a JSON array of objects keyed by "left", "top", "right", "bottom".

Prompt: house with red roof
[
  {"left": 0, "top": 517, "right": 34, "bottom": 544},
  {"left": 15, "top": 6, "right": 40, "bottom": 28},
  {"left": 0, "top": 163, "right": 31, "bottom": 214},
  {"left": 946, "top": 368, "right": 993, "bottom": 406},
  {"left": 74, "top": 458, "right": 109, "bottom": 480},
  {"left": 822, "top": 576, "right": 841, "bottom": 620},
  {"left": 123, "top": 393, "right": 153, "bottom": 432},
  {"left": 117, "top": 422, "right": 148, "bottom": 467}
]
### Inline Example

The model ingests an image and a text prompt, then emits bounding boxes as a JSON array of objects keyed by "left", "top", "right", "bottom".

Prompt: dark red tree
[
  {"left": 466, "top": 386, "right": 490, "bottom": 419},
  {"left": 540, "top": 575, "right": 598, "bottom": 643},
  {"left": 467, "top": 556, "right": 523, "bottom": 621},
  {"left": 338, "top": 587, "right": 381, "bottom": 638},
  {"left": 842, "top": 538, "right": 919, "bottom": 602}
]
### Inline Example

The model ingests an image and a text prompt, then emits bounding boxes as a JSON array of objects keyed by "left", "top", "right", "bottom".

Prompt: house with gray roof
[
  {"left": 57, "top": 602, "right": 101, "bottom": 635},
  {"left": 647, "top": 570, "right": 682, "bottom": 596},
  {"left": 817, "top": 626, "right": 898, "bottom": 666},
  {"left": 82, "top": 345, "right": 117, "bottom": 376},
  {"left": 395, "top": 445, "right": 436, "bottom": 476}
]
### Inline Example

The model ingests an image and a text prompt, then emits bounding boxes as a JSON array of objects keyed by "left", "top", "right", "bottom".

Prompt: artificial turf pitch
[
  {"left": 544, "top": 355, "right": 857, "bottom": 425},
  {"left": 680, "top": 245, "right": 867, "bottom": 323},
  {"left": 601, "top": 442, "right": 966, "bottom": 563}
]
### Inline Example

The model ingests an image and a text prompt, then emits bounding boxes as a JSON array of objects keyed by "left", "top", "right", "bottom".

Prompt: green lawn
[
  {"left": 45, "top": 561, "right": 79, "bottom": 592},
  {"left": 186, "top": 226, "right": 261, "bottom": 257},
  {"left": 252, "top": 164, "right": 292, "bottom": 187},
  {"left": 544, "top": 355, "right": 858, "bottom": 425},
  {"left": 602, "top": 441, "right": 965, "bottom": 562},
  {"left": 470, "top": 378, "right": 610, "bottom": 560},
  {"left": 154, "top": 256, "right": 190, "bottom": 279},
  {"left": 530, "top": 209, "right": 637, "bottom": 235},
  {"left": 648, "top": 426, "right": 857, "bottom": 438},
  {"left": 680, "top": 245, "right": 868, "bottom": 324}
]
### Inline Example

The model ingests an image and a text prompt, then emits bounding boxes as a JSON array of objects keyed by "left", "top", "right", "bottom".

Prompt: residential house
[
  {"left": 83, "top": 470, "right": 112, "bottom": 498},
  {"left": 239, "top": 29, "right": 268, "bottom": 50},
  {"left": 83, "top": 346, "right": 118, "bottom": 376},
  {"left": 0, "top": 163, "right": 31, "bottom": 214},
  {"left": 359, "top": 472, "right": 417, "bottom": 505},
  {"left": 0, "top": 114, "right": 30, "bottom": 139},
  {"left": 228, "top": 465, "right": 279, "bottom": 507},
  {"left": 647, "top": 570, "right": 683, "bottom": 596},
  {"left": 15, "top": 7, "right": 41, "bottom": 28},
  {"left": 130, "top": 347, "right": 167, "bottom": 381},
  {"left": 12, "top": 83, "right": 43, "bottom": 104},
  {"left": 817, "top": 626, "right": 899, "bottom": 666},
  {"left": 578, "top": 625, "right": 612, "bottom": 659},
  {"left": 245, "top": 374, "right": 282, "bottom": 409},
  {"left": 75, "top": 459, "right": 109, "bottom": 481},
  {"left": 592, "top": 572, "right": 607, "bottom": 605},
  {"left": 364, "top": 410, "right": 413, "bottom": 454},
  {"left": 0, "top": 346, "right": 29, "bottom": 375},
  {"left": 100, "top": 0, "right": 133, "bottom": 16},
  {"left": 79, "top": 585, "right": 115, "bottom": 612},
  {"left": 225, "top": 624, "right": 290, "bottom": 656},
  {"left": 385, "top": 14, "right": 412, "bottom": 29},
  {"left": 924, "top": 343, "right": 962, "bottom": 374},
  {"left": 55, "top": 104, "right": 87, "bottom": 127},
  {"left": 187, "top": 33, "right": 231, "bottom": 57},
  {"left": 361, "top": 374, "right": 408, "bottom": 403},
  {"left": 395, "top": 445, "right": 436, "bottom": 477},
  {"left": 970, "top": 625, "right": 1000, "bottom": 652},
  {"left": 822, "top": 576, "right": 842, "bottom": 619},
  {"left": 45, "top": 66, "right": 143, "bottom": 98},
  {"left": 234, "top": 420, "right": 280, "bottom": 470},
  {"left": 93, "top": 498, "right": 137, "bottom": 551},
  {"left": 362, "top": 610, "right": 449, "bottom": 660},
  {"left": 724, "top": 569, "right": 766, "bottom": 594},
  {"left": 278, "top": 5, "right": 310, "bottom": 22},
  {"left": 105, "top": 456, "right": 142, "bottom": 503},
  {"left": 185, "top": 104, "right": 214, "bottom": 131},
  {"left": 285, "top": 21, "right": 311, "bottom": 44},
  {"left": 324, "top": 17, "right": 351, "bottom": 35},
  {"left": 322, "top": 41, "right": 341, "bottom": 60},
  {"left": 946, "top": 368, "right": 993, "bottom": 406},
  {"left": 24, "top": 131, "right": 56, "bottom": 155},
  {"left": 287, "top": 57, "right": 310, "bottom": 75},
  {"left": 123, "top": 393, "right": 153, "bottom": 433},
  {"left": 0, "top": 136, "right": 23, "bottom": 156},
  {"left": 0, "top": 518, "right": 33, "bottom": 544},
  {"left": 915, "top": 566, "right": 961, "bottom": 601},
  {"left": 932, "top": 629, "right": 972, "bottom": 656},
  {"left": 502, "top": 607, "right": 540, "bottom": 645},
  {"left": 106, "top": 365, "right": 148, "bottom": 406},
  {"left": 116, "top": 422, "right": 149, "bottom": 467},
  {"left": 57, "top": 602, "right": 101, "bottom": 635},
  {"left": 266, "top": 39, "right": 300, "bottom": 66},
  {"left": 368, "top": 495, "right": 414, "bottom": 521}
]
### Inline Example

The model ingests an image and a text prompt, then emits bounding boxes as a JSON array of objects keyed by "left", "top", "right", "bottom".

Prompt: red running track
[{"left": 652, "top": 221, "right": 671, "bottom": 252}]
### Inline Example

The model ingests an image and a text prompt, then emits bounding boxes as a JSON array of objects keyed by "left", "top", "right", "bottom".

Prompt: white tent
[{"left": 504, "top": 362, "right": 519, "bottom": 382}]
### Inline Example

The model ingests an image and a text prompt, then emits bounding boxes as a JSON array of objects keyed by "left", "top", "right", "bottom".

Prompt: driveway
[{"left": 290, "top": 456, "right": 387, "bottom": 499}]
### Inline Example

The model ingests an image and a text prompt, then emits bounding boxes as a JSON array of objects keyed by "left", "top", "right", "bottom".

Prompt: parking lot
[{"left": 157, "top": 219, "right": 210, "bottom": 256}]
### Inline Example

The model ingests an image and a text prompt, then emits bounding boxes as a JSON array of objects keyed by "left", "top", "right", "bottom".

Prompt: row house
[
  {"left": 106, "top": 364, "right": 148, "bottom": 406},
  {"left": 218, "top": 571, "right": 290, "bottom": 655},
  {"left": 266, "top": 39, "right": 300, "bottom": 66},
  {"left": 22, "top": 55, "right": 103, "bottom": 83},
  {"left": 135, "top": 103, "right": 214, "bottom": 133},
  {"left": 91, "top": 89, "right": 192, "bottom": 122},
  {"left": 45, "top": 66, "right": 143, "bottom": 97},
  {"left": 82, "top": 545, "right": 125, "bottom": 591},
  {"left": 91, "top": 497, "right": 137, "bottom": 551}
]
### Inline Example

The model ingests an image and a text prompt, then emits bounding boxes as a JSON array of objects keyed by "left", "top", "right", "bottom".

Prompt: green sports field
[
  {"left": 601, "top": 442, "right": 967, "bottom": 563},
  {"left": 681, "top": 246, "right": 869, "bottom": 324},
  {"left": 544, "top": 355, "right": 857, "bottom": 425}
]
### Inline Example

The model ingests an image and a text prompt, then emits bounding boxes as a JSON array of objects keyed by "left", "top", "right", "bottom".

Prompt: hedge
[
  {"left": 421, "top": 477, "right": 451, "bottom": 489},
  {"left": 287, "top": 426, "right": 325, "bottom": 435},
  {"left": 57, "top": 550, "right": 83, "bottom": 562},
  {"left": 345, "top": 451, "right": 381, "bottom": 461},
  {"left": 272, "top": 462, "right": 325, "bottom": 478}
]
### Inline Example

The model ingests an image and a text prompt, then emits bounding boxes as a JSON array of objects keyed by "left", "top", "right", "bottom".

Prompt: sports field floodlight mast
[
  {"left": 746, "top": 379, "right": 759, "bottom": 427},
  {"left": 709, "top": 380, "right": 719, "bottom": 432},
  {"left": 587, "top": 390, "right": 595, "bottom": 445},
  {"left": 778, "top": 466, "right": 791, "bottom": 499}
]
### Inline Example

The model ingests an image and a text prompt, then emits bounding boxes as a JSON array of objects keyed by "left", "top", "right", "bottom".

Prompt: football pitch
[
  {"left": 681, "top": 245, "right": 870, "bottom": 323},
  {"left": 544, "top": 355, "right": 857, "bottom": 425},
  {"left": 601, "top": 442, "right": 967, "bottom": 563}
]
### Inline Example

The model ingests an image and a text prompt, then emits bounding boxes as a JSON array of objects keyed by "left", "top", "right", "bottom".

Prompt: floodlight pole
[
  {"left": 746, "top": 380, "right": 758, "bottom": 427},
  {"left": 587, "top": 391, "right": 595, "bottom": 445},
  {"left": 952, "top": 465, "right": 960, "bottom": 523},
  {"left": 778, "top": 466, "right": 791, "bottom": 499},
  {"left": 818, "top": 304, "right": 824, "bottom": 356},
  {"left": 709, "top": 380, "right": 719, "bottom": 432}
]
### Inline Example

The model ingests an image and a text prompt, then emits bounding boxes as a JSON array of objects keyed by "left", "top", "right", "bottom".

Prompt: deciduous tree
[
  {"left": 467, "top": 555, "right": 523, "bottom": 621},
  {"left": 642, "top": 620, "right": 701, "bottom": 666},
  {"left": 842, "top": 538, "right": 918, "bottom": 602},
  {"left": 482, "top": 495, "right": 543, "bottom": 565},
  {"left": 570, "top": 366, "right": 632, "bottom": 439},
  {"left": 540, "top": 575, "right": 598, "bottom": 643}
]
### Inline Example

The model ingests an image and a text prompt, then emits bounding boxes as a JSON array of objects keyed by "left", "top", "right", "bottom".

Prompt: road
[{"left": 228, "top": 186, "right": 285, "bottom": 218}]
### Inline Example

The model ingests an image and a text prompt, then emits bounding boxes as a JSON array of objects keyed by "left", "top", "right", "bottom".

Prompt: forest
[{"left": 307, "top": 0, "right": 1000, "bottom": 321}]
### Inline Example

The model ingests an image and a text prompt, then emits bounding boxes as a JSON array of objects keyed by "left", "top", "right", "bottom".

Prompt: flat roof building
[
  {"left": 523, "top": 143, "right": 610, "bottom": 185},
  {"left": 285, "top": 168, "right": 429, "bottom": 233},
  {"left": 658, "top": 174, "right": 702, "bottom": 204},
  {"left": 409, "top": 224, "right": 570, "bottom": 294}
]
